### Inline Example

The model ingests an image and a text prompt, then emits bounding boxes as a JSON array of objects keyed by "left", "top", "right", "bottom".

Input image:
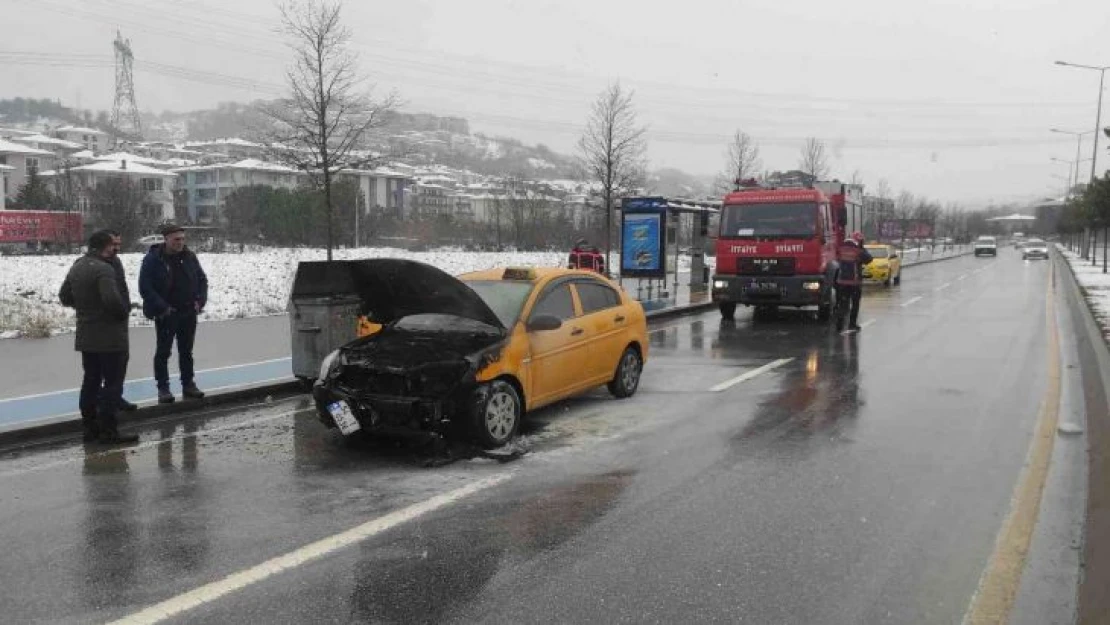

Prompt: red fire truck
[{"left": 711, "top": 181, "right": 862, "bottom": 320}]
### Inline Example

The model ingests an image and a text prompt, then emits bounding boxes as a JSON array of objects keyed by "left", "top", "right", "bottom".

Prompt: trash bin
[{"left": 287, "top": 261, "right": 364, "bottom": 386}]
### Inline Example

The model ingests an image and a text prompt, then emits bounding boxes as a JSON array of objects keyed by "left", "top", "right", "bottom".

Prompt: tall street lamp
[
  {"left": 1050, "top": 128, "right": 1095, "bottom": 191},
  {"left": 1055, "top": 60, "right": 1109, "bottom": 182}
]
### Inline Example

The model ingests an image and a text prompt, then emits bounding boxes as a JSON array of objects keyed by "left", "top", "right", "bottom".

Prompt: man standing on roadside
[
  {"left": 105, "top": 229, "right": 139, "bottom": 412},
  {"left": 139, "top": 223, "right": 209, "bottom": 404},
  {"left": 58, "top": 230, "right": 139, "bottom": 444},
  {"left": 835, "top": 230, "right": 874, "bottom": 333}
]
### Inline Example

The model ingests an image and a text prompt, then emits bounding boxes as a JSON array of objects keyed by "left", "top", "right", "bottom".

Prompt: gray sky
[{"left": 2, "top": 0, "right": 1107, "bottom": 206}]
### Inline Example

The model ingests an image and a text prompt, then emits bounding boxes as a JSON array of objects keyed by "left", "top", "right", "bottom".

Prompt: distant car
[
  {"left": 136, "top": 234, "right": 162, "bottom": 250},
  {"left": 313, "top": 262, "right": 649, "bottom": 448},
  {"left": 974, "top": 236, "right": 998, "bottom": 257},
  {"left": 1021, "top": 238, "right": 1049, "bottom": 260},
  {"left": 863, "top": 244, "right": 902, "bottom": 286}
]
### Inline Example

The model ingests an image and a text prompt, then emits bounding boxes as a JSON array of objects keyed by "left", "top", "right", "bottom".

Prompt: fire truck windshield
[{"left": 720, "top": 203, "right": 817, "bottom": 238}]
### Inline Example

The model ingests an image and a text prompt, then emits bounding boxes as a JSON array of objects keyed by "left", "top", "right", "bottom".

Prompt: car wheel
[
  {"left": 719, "top": 302, "right": 736, "bottom": 320},
  {"left": 471, "top": 380, "right": 521, "bottom": 449},
  {"left": 607, "top": 346, "right": 643, "bottom": 399}
]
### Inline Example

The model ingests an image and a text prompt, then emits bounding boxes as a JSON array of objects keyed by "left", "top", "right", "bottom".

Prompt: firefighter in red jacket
[{"left": 835, "top": 231, "right": 874, "bottom": 332}]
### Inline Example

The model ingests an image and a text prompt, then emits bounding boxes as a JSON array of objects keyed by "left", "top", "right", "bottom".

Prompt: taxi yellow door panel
[
  {"left": 572, "top": 279, "right": 628, "bottom": 383},
  {"left": 525, "top": 282, "right": 590, "bottom": 407}
]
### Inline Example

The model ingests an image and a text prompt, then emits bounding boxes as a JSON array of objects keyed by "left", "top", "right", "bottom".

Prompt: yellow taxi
[
  {"left": 315, "top": 261, "right": 649, "bottom": 448},
  {"left": 863, "top": 244, "right": 902, "bottom": 286}
]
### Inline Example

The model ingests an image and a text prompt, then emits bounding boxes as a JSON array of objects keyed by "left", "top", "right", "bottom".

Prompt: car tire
[
  {"left": 470, "top": 380, "right": 521, "bottom": 449},
  {"left": 817, "top": 288, "right": 833, "bottom": 322},
  {"left": 607, "top": 346, "right": 643, "bottom": 399},
  {"left": 719, "top": 302, "right": 736, "bottom": 320}
]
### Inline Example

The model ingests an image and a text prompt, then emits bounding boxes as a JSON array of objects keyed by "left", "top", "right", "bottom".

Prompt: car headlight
[
  {"left": 319, "top": 349, "right": 341, "bottom": 380},
  {"left": 713, "top": 280, "right": 728, "bottom": 289}
]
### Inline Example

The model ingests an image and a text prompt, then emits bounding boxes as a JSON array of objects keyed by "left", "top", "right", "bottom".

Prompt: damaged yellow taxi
[{"left": 314, "top": 261, "right": 649, "bottom": 448}]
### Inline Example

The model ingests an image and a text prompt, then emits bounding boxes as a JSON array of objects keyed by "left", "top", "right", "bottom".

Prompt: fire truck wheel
[{"left": 719, "top": 302, "right": 736, "bottom": 320}]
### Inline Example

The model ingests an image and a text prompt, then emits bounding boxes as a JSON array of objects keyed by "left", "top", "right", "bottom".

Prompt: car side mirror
[{"left": 527, "top": 314, "right": 563, "bottom": 332}]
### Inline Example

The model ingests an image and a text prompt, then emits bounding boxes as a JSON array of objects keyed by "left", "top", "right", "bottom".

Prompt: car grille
[
  {"left": 737, "top": 257, "right": 796, "bottom": 276},
  {"left": 339, "top": 364, "right": 466, "bottom": 398}
]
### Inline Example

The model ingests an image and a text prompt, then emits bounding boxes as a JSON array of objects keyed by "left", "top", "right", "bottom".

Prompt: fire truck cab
[{"left": 711, "top": 182, "right": 859, "bottom": 320}]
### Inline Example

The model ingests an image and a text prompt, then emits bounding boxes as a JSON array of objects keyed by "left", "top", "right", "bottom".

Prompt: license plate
[
  {"left": 750, "top": 282, "right": 778, "bottom": 292},
  {"left": 327, "top": 401, "right": 361, "bottom": 435}
]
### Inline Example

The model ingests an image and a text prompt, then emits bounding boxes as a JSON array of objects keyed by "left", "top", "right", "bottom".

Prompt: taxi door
[
  {"left": 525, "top": 281, "right": 590, "bottom": 408},
  {"left": 571, "top": 279, "right": 628, "bottom": 382}
]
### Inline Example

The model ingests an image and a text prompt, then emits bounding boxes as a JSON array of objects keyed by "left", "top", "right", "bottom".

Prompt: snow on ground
[
  {"left": 0, "top": 247, "right": 566, "bottom": 338},
  {"left": 1060, "top": 245, "right": 1110, "bottom": 340}
]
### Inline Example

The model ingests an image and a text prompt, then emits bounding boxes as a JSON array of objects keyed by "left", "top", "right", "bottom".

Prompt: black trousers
[
  {"left": 836, "top": 285, "right": 863, "bottom": 328},
  {"left": 79, "top": 351, "right": 127, "bottom": 432},
  {"left": 155, "top": 311, "right": 198, "bottom": 389}
]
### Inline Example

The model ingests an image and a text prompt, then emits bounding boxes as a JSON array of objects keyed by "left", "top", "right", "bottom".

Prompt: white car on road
[{"left": 974, "top": 236, "right": 997, "bottom": 257}]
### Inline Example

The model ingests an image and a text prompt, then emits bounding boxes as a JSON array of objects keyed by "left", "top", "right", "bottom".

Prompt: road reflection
[{"left": 346, "top": 470, "right": 634, "bottom": 623}]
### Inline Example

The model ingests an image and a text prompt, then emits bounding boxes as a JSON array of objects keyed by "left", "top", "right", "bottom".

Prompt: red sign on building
[{"left": 0, "top": 211, "right": 84, "bottom": 243}]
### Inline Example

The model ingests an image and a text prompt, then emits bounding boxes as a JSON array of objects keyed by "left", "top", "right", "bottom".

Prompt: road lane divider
[
  {"left": 709, "top": 358, "right": 794, "bottom": 392},
  {"left": 936, "top": 282, "right": 953, "bottom": 291},
  {"left": 900, "top": 296, "right": 923, "bottom": 308},
  {"left": 962, "top": 262, "right": 1062, "bottom": 625},
  {"left": 110, "top": 474, "right": 513, "bottom": 625}
]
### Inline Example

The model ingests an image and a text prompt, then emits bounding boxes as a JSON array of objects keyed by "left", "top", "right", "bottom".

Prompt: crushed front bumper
[{"left": 313, "top": 383, "right": 458, "bottom": 434}]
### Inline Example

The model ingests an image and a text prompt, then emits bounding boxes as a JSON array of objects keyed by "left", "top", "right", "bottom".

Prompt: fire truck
[{"left": 710, "top": 180, "right": 862, "bottom": 320}]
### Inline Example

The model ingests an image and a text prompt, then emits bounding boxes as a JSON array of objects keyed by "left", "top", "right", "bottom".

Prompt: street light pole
[{"left": 1056, "top": 61, "right": 1109, "bottom": 182}]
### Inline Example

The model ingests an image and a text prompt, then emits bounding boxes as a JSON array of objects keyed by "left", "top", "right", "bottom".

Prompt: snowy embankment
[
  {"left": 1060, "top": 246, "right": 1110, "bottom": 340},
  {"left": 0, "top": 246, "right": 709, "bottom": 339}
]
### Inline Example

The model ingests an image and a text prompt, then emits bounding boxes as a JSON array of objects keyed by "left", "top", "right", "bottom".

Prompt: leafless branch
[{"left": 798, "top": 137, "right": 830, "bottom": 184}]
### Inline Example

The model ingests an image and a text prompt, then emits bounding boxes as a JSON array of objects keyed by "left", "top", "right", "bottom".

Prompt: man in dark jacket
[
  {"left": 835, "top": 231, "right": 874, "bottom": 333},
  {"left": 59, "top": 230, "right": 139, "bottom": 444},
  {"left": 139, "top": 223, "right": 209, "bottom": 404},
  {"left": 106, "top": 230, "right": 138, "bottom": 412}
]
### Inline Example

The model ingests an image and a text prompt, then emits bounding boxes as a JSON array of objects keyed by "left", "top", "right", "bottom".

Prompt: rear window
[
  {"left": 866, "top": 247, "right": 889, "bottom": 259},
  {"left": 576, "top": 280, "right": 621, "bottom": 314}
]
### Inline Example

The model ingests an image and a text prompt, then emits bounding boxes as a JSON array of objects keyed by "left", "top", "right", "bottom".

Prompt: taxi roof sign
[{"left": 502, "top": 267, "right": 537, "bottom": 281}]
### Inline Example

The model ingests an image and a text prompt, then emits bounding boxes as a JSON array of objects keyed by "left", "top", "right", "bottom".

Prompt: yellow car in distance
[
  {"left": 315, "top": 262, "right": 649, "bottom": 448},
  {"left": 863, "top": 244, "right": 902, "bottom": 286}
]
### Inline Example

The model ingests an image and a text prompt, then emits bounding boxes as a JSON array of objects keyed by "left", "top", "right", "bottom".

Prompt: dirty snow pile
[
  {"left": 0, "top": 247, "right": 565, "bottom": 338},
  {"left": 1060, "top": 245, "right": 1110, "bottom": 338}
]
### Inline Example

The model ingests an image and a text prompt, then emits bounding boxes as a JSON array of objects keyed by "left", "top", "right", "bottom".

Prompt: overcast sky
[{"left": 2, "top": 0, "right": 1107, "bottom": 206}]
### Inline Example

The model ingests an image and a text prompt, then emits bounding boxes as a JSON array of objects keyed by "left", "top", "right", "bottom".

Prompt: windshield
[
  {"left": 866, "top": 247, "right": 890, "bottom": 258},
  {"left": 977, "top": 237, "right": 996, "bottom": 243},
  {"left": 463, "top": 280, "right": 535, "bottom": 327},
  {"left": 721, "top": 203, "right": 817, "bottom": 238}
]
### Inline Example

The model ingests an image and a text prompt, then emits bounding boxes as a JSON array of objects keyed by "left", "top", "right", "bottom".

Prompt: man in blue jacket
[{"left": 139, "top": 223, "right": 209, "bottom": 404}]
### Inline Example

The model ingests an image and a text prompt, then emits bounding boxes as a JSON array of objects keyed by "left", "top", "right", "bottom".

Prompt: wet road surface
[{"left": 0, "top": 251, "right": 1058, "bottom": 624}]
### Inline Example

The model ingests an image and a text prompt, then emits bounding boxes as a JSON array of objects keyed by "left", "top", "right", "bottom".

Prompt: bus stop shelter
[{"left": 618, "top": 197, "right": 720, "bottom": 307}]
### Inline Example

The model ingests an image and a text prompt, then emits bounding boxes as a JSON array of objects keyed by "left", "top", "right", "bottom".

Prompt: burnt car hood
[{"left": 295, "top": 258, "right": 504, "bottom": 329}]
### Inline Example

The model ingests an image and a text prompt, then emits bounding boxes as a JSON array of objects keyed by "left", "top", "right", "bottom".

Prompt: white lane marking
[
  {"left": 0, "top": 410, "right": 297, "bottom": 480},
  {"left": 109, "top": 474, "right": 512, "bottom": 625},
  {"left": 936, "top": 282, "right": 952, "bottom": 291},
  {"left": 957, "top": 274, "right": 969, "bottom": 281},
  {"left": 0, "top": 358, "right": 292, "bottom": 404},
  {"left": 861, "top": 319, "right": 877, "bottom": 328},
  {"left": 900, "top": 296, "right": 923, "bottom": 308},
  {"left": 709, "top": 358, "right": 794, "bottom": 392}
]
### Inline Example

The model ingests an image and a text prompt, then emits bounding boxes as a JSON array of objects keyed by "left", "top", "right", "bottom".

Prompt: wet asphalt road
[{"left": 0, "top": 250, "right": 1057, "bottom": 625}]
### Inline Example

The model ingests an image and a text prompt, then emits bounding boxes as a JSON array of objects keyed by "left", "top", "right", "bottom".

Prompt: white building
[
  {"left": 0, "top": 138, "right": 56, "bottom": 206},
  {"left": 0, "top": 164, "right": 13, "bottom": 210},
  {"left": 343, "top": 168, "right": 412, "bottom": 219},
  {"left": 174, "top": 159, "right": 305, "bottom": 225},
  {"left": 10, "top": 133, "right": 85, "bottom": 156},
  {"left": 39, "top": 158, "right": 178, "bottom": 222},
  {"left": 55, "top": 126, "right": 113, "bottom": 154}
]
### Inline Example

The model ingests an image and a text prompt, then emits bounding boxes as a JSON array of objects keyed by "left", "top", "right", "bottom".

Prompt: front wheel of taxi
[
  {"left": 471, "top": 380, "right": 521, "bottom": 449},
  {"left": 608, "top": 347, "right": 643, "bottom": 399}
]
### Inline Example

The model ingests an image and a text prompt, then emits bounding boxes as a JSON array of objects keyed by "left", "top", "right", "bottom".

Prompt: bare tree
[
  {"left": 894, "top": 191, "right": 915, "bottom": 249},
  {"left": 873, "top": 178, "right": 892, "bottom": 240},
  {"left": 718, "top": 130, "right": 761, "bottom": 193},
  {"left": 261, "top": 0, "right": 399, "bottom": 261},
  {"left": 798, "top": 137, "right": 830, "bottom": 185},
  {"left": 579, "top": 81, "right": 647, "bottom": 273},
  {"left": 89, "top": 178, "right": 156, "bottom": 244}
]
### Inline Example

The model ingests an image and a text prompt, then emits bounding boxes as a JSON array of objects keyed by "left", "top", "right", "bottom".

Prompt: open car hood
[{"left": 290, "top": 259, "right": 504, "bottom": 330}]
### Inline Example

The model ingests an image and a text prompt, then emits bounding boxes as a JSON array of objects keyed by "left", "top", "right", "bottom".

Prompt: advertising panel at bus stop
[{"left": 620, "top": 197, "right": 667, "bottom": 278}]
